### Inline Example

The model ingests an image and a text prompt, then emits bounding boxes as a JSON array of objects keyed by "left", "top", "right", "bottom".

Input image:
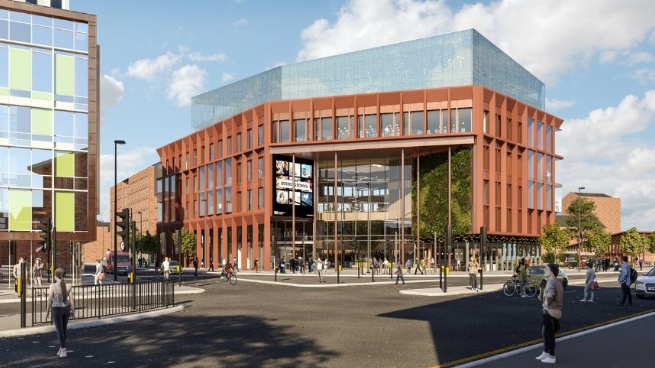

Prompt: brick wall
[{"left": 83, "top": 224, "right": 112, "bottom": 263}]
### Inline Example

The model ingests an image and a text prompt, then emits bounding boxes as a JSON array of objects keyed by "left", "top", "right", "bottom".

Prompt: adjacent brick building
[{"left": 562, "top": 192, "right": 621, "bottom": 234}]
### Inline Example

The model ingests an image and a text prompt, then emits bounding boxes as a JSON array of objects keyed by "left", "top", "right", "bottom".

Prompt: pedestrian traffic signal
[
  {"left": 38, "top": 217, "right": 51, "bottom": 252},
  {"left": 116, "top": 208, "right": 130, "bottom": 241}
]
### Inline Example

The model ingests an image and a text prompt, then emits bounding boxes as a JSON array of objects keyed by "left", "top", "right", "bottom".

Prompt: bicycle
[
  {"left": 503, "top": 277, "right": 537, "bottom": 297},
  {"left": 220, "top": 271, "right": 237, "bottom": 285}
]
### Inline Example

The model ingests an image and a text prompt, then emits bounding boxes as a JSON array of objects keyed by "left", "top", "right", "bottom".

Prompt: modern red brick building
[{"left": 156, "top": 30, "right": 563, "bottom": 271}]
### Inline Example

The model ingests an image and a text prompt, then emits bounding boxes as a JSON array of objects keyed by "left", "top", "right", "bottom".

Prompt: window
[
  {"left": 247, "top": 189, "right": 252, "bottom": 211},
  {"left": 427, "top": 110, "right": 441, "bottom": 134},
  {"left": 507, "top": 118, "right": 513, "bottom": 141},
  {"left": 258, "top": 187, "right": 264, "bottom": 209},
  {"left": 358, "top": 114, "right": 377, "bottom": 138},
  {"left": 451, "top": 108, "right": 472, "bottom": 133},
  {"left": 216, "top": 161, "right": 223, "bottom": 189},
  {"left": 236, "top": 191, "right": 242, "bottom": 212},
  {"left": 236, "top": 133, "right": 242, "bottom": 152},
  {"left": 225, "top": 158, "right": 232, "bottom": 186},
  {"left": 537, "top": 122, "right": 544, "bottom": 150},
  {"left": 193, "top": 149, "right": 197, "bottom": 167},
  {"left": 337, "top": 116, "right": 352, "bottom": 139},
  {"left": 185, "top": 152, "right": 189, "bottom": 169},
  {"left": 247, "top": 160, "right": 252, "bottom": 182},
  {"left": 236, "top": 162, "right": 242, "bottom": 184},
  {"left": 209, "top": 143, "right": 214, "bottom": 162},
  {"left": 258, "top": 125, "right": 264, "bottom": 146},
  {"left": 483, "top": 144, "right": 490, "bottom": 171},
  {"left": 185, "top": 177, "right": 189, "bottom": 196},
  {"left": 201, "top": 146, "right": 205, "bottom": 164},
  {"left": 218, "top": 140, "right": 223, "bottom": 159},
  {"left": 546, "top": 125, "right": 552, "bottom": 152},
  {"left": 247, "top": 129, "right": 252, "bottom": 149},
  {"left": 258, "top": 157, "right": 264, "bottom": 179},
  {"left": 527, "top": 118, "right": 534, "bottom": 147},
  {"left": 193, "top": 175, "right": 198, "bottom": 193},
  {"left": 495, "top": 114, "right": 502, "bottom": 137},
  {"left": 225, "top": 187, "right": 232, "bottom": 213},
  {"left": 227, "top": 136, "right": 232, "bottom": 155},
  {"left": 495, "top": 144, "right": 502, "bottom": 174},
  {"left": 483, "top": 111, "right": 489, "bottom": 134},
  {"left": 404, "top": 111, "right": 424, "bottom": 135},
  {"left": 272, "top": 120, "right": 289, "bottom": 143},
  {"left": 381, "top": 113, "right": 397, "bottom": 137},
  {"left": 527, "top": 151, "right": 534, "bottom": 180},
  {"left": 294, "top": 119, "right": 308, "bottom": 142},
  {"left": 314, "top": 117, "right": 332, "bottom": 141}
]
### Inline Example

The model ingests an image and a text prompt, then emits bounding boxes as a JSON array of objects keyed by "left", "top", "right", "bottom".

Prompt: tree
[
  {"left": 564, "top": 197, "right": 604, "bottom": 246},
  {"left": 620, "top": 227, "right": 644, "bottom": 258},
  {"left": 136, "top": 231, "right": 159, "bottom": 255},
  {"left": 180, "top": 228, "right": 197, "bottom": 265},
  {"left": 585, "top": 225, "right": 611, "bottom": 257},
  {"left": 538, "top": 223, "right": 570, "bottom": 259},
  {"left": 648, "top": 230, "right": 655, "bottom": 255}
]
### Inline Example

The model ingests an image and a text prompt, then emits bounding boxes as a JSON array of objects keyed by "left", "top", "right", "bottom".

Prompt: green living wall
[{"left": 412, "top": 148, "right": 472, "bottom": 237}]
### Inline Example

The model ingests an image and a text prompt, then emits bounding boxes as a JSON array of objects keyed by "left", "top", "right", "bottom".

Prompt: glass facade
[
  {"left": 192, "top": 29, "right": 545, "bottom": 129},
  {"left": 0, "top": 8, "right": 89, "bottom": 233}
]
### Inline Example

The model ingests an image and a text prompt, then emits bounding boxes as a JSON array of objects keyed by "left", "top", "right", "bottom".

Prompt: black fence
[{"left": 30, "top": 280, "right": 175, "bottom": 326}]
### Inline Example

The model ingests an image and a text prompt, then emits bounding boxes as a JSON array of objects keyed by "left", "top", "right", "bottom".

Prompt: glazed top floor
[
  {"left": 158, "top": 85, "right": 563, "bottom": 173},
  {"left": 192, "top": 29, "right": 545, "bottom": 129}
]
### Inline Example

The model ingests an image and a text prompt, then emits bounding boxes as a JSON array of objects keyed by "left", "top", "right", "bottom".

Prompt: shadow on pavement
[
  {"left": 379, "top": 285, "right": 655, "bottom": 367},
  {"left": 0, "top": 314, "right": 339, "bottom": 368}
]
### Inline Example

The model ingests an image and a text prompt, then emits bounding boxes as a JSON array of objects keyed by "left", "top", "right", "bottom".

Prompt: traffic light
[
  {"left": 116, "top": 208, "right": 130, "bottom": 241},
  {"left": 38, "top": 217, "right": 51, "bottom": 252}
]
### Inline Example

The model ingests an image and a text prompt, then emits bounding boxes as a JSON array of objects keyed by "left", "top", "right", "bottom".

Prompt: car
[
  {"left": 527, "top": 266, "right": 569, "bottom": 289},
  {"left": 161, "top": 260, "right": 182, "bottom": 275},
  {"left": 635, "top": 267, "right": 655, "bottom": 299}
]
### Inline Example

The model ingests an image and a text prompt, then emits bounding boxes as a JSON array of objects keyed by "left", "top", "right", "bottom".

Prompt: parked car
[
  {"left": 161, "top": 260, "right": 182, "bottom": 274},
  {"left": 527, "top": 266, "right": 569, "bottom": 289},
  {"left": 635, "top": 267, "right": 655, "bottom": 299}
]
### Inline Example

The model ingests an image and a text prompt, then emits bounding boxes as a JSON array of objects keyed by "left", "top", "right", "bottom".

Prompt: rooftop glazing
[{"left": 192, "top": 29, "right": 545, "bottom": 130}]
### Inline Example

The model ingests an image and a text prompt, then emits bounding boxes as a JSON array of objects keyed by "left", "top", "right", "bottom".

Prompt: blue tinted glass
[
  {"left": 0, "top": 105, "right": 8, "bottom": 137},
  {"left": 74, "top": 31, "right": 87, "bottom": 52},
  {"left": 32, "top": 15, "right": 52, "bottom": 27},
  {"left": 54, "top": 28, "right": 73, "bottom": 49},
  {"left": 0, "top": 20, "right": 7, "bottom": 40},
  {"left": 32, "top": 51, "right": 52, "bottom": 92},
  {"left": 54, "top": 110, "right": 74, "bottom": 137},
  {"left": 74, "top": 113, "right": 87, "bottom": 138},
  {"left": 9, "top": 147, "right": 31, "bottom": 175},
  {"left": 10, "top": 21, "right": 30, "bottom": 43},
  {"left": 10, "top": 106, "right": 30, "bottom": 133},
  {"left": 0, "top": 10, "right": 7, "bottom": 20},
  {"left": 53, "top": 18, "right": 73, "bottom": 30},
  {"left": 32, "top": 25, "right": 52, "bottom": 46},
  {"left": 0, "top": 47, "right": 7, "bottom": 87},
  {"left": 9, "top": 11, "right": 30, "bottom": 24},
  {"left": 75, "top": 57, "right": 88, "bottom": 97},
  {"left": 75, "top": 22, "right": 88, "bottom": 33}
]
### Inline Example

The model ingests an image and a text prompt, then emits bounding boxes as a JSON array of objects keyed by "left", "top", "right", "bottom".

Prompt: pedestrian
[
  {"left": 222, "top": 258, "right": 227, "bottom": 270},
  {"left": 580, "top": 261, "right": 596, "bottom": 302},
  {"left": 395, "top": 262, "right": 405, "bottom": 286},
  {"left": 47, "top": 268, "right": 75, "bottom": 358},
  {"left": 233, "top": 257, "right": 239, "bottom": 273},
  {"left": 252, "top": 258, "right": 259, "bottom": 273},
  {"left": 468, "top": 256, "right": 479, "bottom": 291},
  {"left": 316, "top": 258, "right": 325, "bottom": 283},
  {"left": 638, "top": 257, "right": 643, "bottom": 271},
  {"left": 162, "top": 257, "right": 170, "bottom": 280},
  {"left": 280, "top": 257, "right": 286, "bottom": 273},
  {"left": 299, "top": 257, "right": 305, "bottom": 274},
  {"left": 613, "top": 256, "right": 619, "bottom": 271},
  {"left": 405, "top": 259, "right": 412, "bottom": 273},
  {"left": 94, "top": 259, "right": 104, "bottom": 285},
  {"left": 12, "top": 257, "right": 25, "bottom": 297},
  {"left": 617, "top": 255, "right": 632, "bottom": 306},
  {"left": 209, "top": 257, "right": 214, "bottom": 272},
  {"left": 193, "top": 257, "right": 199, "bottom": 277},
  {"left": 33, "top": 258, "right": 44, "bottom": 290},
  {"left": 536, "top": 263, "right": 563, "bottom": 364}
]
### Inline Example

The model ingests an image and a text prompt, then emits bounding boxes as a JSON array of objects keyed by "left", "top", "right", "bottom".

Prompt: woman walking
[
  {"left": 94, "top": 259, "right": 104, "bottom": 285},
  {"left": 580, "top": 261, "right": 595, "bottom": 302},
  {"left": 468, "top": 257, "right": 479, "bottom": 291},
  {"left": 47, "top": 268, "right": 75, "bottom": 358},
  {"left": 536, "top": 263, "right": 563, "bottom": 364},
  {"left": 316, "top": 258, "right": 325, "bottom": 283},
  {"left": 33, "top": 258, "right": 44, "bottom": 291}
]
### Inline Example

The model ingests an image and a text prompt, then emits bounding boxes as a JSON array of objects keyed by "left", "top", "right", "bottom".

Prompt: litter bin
[
  {"left": 338, "top": 265, "right": 342, "bottom": 272},
  {"left": 440, "top": 266, "right": 450, "bottom": 275}
]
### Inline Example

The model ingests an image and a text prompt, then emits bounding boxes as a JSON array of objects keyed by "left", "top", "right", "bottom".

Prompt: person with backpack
[{"left": 617, "top": 256, "right": 633, "bottom": 306}]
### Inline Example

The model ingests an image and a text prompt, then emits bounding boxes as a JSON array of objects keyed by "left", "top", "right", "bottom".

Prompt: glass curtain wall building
[
  {"left": 158, "top": 30, "right": 562, "bottom": 272},
  {"left": 0, "top": 0, "right": 98, "bottom": 272}
]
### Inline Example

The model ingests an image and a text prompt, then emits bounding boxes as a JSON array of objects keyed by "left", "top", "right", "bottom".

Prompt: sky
[{"left": 72, "top": 0, "right": 655, "bottom": 231}]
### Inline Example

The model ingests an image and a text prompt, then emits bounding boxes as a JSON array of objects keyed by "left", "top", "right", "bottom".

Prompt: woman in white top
[
  {"left": 33, "top": 258, "right": 44, "bottom": 288},
  {"left": 47, "top": 268, "right": 75, "bottom": 358},
  {"left": 581, "top": 261, "right": 596, "bottom": 302},
  {"left": 94, "top": 259, "right": 104, "bottom": 285}
]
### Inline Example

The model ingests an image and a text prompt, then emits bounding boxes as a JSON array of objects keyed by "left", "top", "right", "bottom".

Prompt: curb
[
  {"left": 0, "top": 305, "right": 185, "bottom": 339},
  {"left": 237, "top": 277, "right": 437, "bottom": 288},
  {"left": 0, "top": 286, "right": 205, "bottom": 304}
]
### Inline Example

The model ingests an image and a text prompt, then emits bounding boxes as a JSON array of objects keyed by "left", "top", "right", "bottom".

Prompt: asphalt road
[{"left": 0, "top": 275, "right": 653, "bottom": 368}]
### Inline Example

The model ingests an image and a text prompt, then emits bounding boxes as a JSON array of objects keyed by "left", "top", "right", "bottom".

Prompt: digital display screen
[{"left": 273, "top": 155, "right": 313, "bottom": 217}]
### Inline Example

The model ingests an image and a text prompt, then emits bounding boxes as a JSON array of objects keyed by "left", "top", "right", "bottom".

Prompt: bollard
[{"left": 20, "top": 262, "right": 26, "bottom": 328}]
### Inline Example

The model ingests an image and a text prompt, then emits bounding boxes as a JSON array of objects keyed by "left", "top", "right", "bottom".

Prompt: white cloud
[
  {"left": 633, "top": 68, "right": 655, "bottom": 84},
  {"left": 297, "top": 0, "right": 655, "bottom": 84},
  {"left": 546, "top": 98, "right": 576, "bottom": 112},
  {"left": 599, "top": 51, "right": 618, "bottom": 64},
  {"left": 233, "top": 18, "right": 248, "bottom": 26},
  {"left": 126, "top": 52, "right": 182, "bottom": 81},
  {"left": 221, "top": 72, "right": 235, "bottom": 82},
  {"left": 558, "top": 90, "right": 655, "bottom": 231},
  {"left": 189, "top": 52, "right": 228, "bottom": 62},
  {"left": 98, "top": 147, "right": 159, "bottom": 221},
  {"left": 100, "top": 74, "right": 124, "bottom": 108},
  {"left": 625, "top": 51, "right": 655, "bottom": 66},
  {"left": 167, "top": 65, "right": 208, "bottom": 107}
]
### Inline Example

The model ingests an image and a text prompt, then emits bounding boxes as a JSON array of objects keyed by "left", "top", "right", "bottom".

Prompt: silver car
[{"left": 635, "top": 267, "right": 655, "bottom": 299}]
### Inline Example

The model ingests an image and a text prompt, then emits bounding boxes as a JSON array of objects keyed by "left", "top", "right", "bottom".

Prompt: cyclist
[
  {"left": 223, "top": 262, "right": 233, "bottom": 279},
  {"left": 514, "top": 257, "right": 529, "bottom": 298}
]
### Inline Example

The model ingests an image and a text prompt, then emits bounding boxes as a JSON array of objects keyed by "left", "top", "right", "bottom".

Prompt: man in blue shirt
[{"left": 617, "top": 256, "right": 632, "bottom": 306}]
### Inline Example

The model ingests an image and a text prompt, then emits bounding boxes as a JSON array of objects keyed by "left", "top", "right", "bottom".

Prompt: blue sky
[{"left": 73, "top": 0, "right": 655, "bottom": 231}]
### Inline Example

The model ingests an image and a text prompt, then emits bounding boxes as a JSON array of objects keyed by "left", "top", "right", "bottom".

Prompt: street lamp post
[
  {"left": 113, "top": 139, "right": 126, "bottom": 281},
  {"left": 577, "top": 186, "right": 586, "bottom": 269},
  {"left": 138, "top": 211, "right": 143, "bottom": 266}
]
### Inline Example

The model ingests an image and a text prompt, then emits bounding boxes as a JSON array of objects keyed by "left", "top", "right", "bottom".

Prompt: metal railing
[{"left": 30, "top": 280, "right": 175, "bottom": 326}]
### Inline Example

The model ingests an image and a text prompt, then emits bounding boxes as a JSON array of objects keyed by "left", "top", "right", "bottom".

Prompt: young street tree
[
  {"left": 180, "top": 228, "right": 197, "bottom": 265},
  {"left": 539, "top": 223, "right": 571, "bottom": 260},
  {"left": 136, "top": 231, "right": 159, "bottom": 255},
  {"left": 585, "top": 225, "right": 611, "bottom": 257},
  {"left": 619, "top": 227, "right": 644, "bottom": 258},
  {"left": 564, "top": 197, "right": 604, "bottom": 246},
  {"left": 649, "top": 230, "right": 655, "bottom": 255}
]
